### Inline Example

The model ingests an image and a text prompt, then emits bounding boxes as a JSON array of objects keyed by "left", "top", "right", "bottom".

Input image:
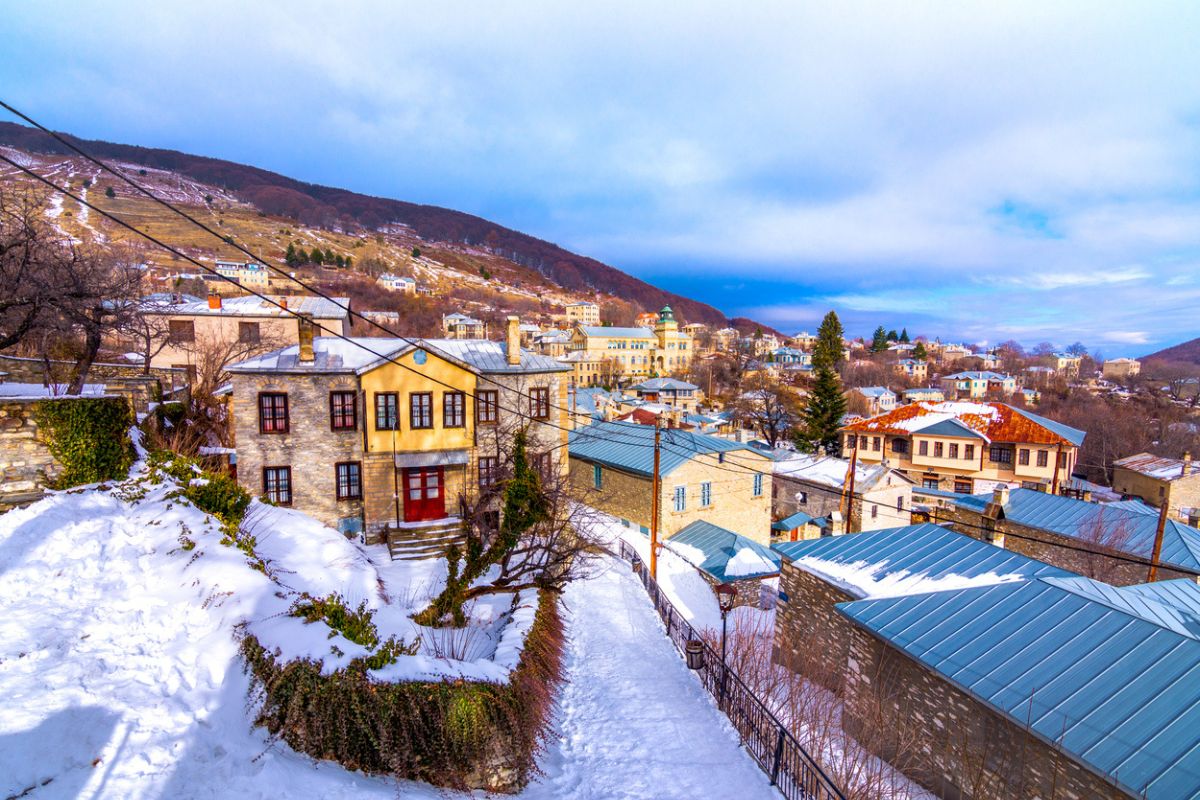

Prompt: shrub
[
  {"left": 33, "top": 397, "right": 134, "bottom": 488},
  {"left": 105, "top": 186, "right": 116, "bottom": 198},
  {"left": 185, "top": 472, "right": 251, "bottom": 525}
]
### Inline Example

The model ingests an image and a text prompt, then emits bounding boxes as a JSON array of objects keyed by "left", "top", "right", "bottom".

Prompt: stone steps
[{"left": 386, "top": 519, "right": 467, "bottom": 561}]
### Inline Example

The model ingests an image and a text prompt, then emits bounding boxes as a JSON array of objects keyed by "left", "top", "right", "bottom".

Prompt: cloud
[{"left": 1103, "top": 331, "right": 1152, "bottom": 345}]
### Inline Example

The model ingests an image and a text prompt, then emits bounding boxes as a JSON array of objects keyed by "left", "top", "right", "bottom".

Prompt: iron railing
[{"left": 618, "top": 539, "right": 845, "bottom": 800}]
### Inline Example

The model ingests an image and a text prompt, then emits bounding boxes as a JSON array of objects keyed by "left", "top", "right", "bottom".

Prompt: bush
[
  {"left": 34, "top": 397, "right": 134, "bottom": 488},
  {"left": 185, "top": 472, "right": 251, "bottom": 525}
]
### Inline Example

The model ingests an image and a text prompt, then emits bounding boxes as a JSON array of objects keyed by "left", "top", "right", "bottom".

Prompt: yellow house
[
  {"left": 214, "top": 259, "right": 270, "bottom": 289},
  {"left": 568, "top": 306, "right": 694, "bottom": 382},
  {"left": 564, "top": 302, "right": 601, "bottom": 326}
]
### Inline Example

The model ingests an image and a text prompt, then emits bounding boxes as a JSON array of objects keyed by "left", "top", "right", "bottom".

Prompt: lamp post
[{"left": 716, "top": 582, "right": 738, "bottom": 708}]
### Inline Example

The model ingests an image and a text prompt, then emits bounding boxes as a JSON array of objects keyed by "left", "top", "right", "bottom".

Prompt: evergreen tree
[
  {"left": 104, "top": 186, "right": 116, "bottom": 199},
  {"left": 913, "top": 341, "right": 928, "bottom": 360},
  {"left": 344, "top": 255, "right": 353, "bottom": 270},
  {"left": 798, "top": 363, "right": 847, "bottom": 455},
  {"left": 311, "top": 248, "right": 324, "bottom": 266},
  {"left": 871, "top": 326, "right": 888, "bottom": 352},
  {"left": 324, "top": 248, "right": 335, "bottom": 264},
  {"left": 285, "top": 243, "right": 299, "bottom": 267},
  {"left": 335, "top": 254, "right": 345, "bottom": 268},
  {"left": 900, "top": 328, "right": 910, "bottom": 343},
  {"left": 812, "top": 310, "right": 845, "bottom": 370},
  {"left": 886, "top": 329, "right": 899, "bottom": 342},
  {"left": 412, "top": 246, "right": 421, "bottom": 258}
]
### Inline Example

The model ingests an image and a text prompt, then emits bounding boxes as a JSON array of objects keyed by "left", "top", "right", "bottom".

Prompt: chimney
[
  {"left": 506, "top": 316, "right": 521, "bottom": 365},
  {"left": 992, "top": 484, "right": 1010, "bottom": 507},
  {"left": 207, "top": 293, "right": 222, "bottom": 310},
  {"left": 280, "top": 297, "right": 288, "bottom": 311},
  {"left": 1185, "top": 452, "right": 1193, "bottom": 476},
  {"left": 297, "top": 312, "right": 315, "bottom": 363}
]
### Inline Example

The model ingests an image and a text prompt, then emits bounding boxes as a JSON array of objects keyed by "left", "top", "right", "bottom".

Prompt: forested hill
[{"left": 1143, "top": 336, "right": 1200, "bottom": 365}]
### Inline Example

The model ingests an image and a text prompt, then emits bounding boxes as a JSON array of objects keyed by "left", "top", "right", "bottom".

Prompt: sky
[{"left": 4, "top": 1, "right": 1200, "bottom": 356}]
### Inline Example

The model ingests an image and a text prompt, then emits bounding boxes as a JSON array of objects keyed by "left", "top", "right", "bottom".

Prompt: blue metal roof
[
  {"left": 943, "top": 371, "right": 1010, "bottom": 380},
  {"left": 772, "top": 523, "right": 1072, "bottom": 597},
  {"left": 1122, "top": 579, "right": 1200, "bottom": 616},
  {"left": 579, "top": 325, "right": 654, "bottom": 338},
  {"left": 568, "top": 420, "right": 761, "bottom": 478},
  {"left": 773, "top": 511, "right": 817, "bottom": 530},
  {"left": 955, "top": 488, "right": 1200, "bottom": 572},
  {"left": 838, "top": 577, "right": 1200, "bottom": 798},
  {"left": 667, "top": 520, "right": 781, "bottom": 581},
  {"left": 917, "top": 418, "right": 986, "bottom": 439},
  {"left": 856, "top": 386, "right": 895, "bottom": 397},
  {"left": 631, "top": 377, "right": 698, "bottom": 391}
]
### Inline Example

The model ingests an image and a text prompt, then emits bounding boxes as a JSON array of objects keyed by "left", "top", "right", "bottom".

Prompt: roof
[
  {"left": 630, "top": 378, "right": 698, "bottom": 391},
  {"left": 915, "top": 417, "right": 987, "bottom": 440},
  {"left": 855, "top": 386, "right": 896, "bottom": 398},
  {"left": 773, "top": 523, "right": 1072, "bottom": 599},
  {"left": 1114, "top": 452, "right": 1200, "bottom": 482},
  {"left": 954, "top": 488, "right": 1200, "bottom": 572},
  {"left": 772, "top": 511, "right": 818, "bottom": 530},
  {"left": 228, "top": 336, "right": 569, "bottom": 376},
  {"left": 1122, "top": 579, "right": 1200, "bottom": 616},
  {"left": 571, "top": 387, "right": 612, "bottom": 416},
  {"left": 943, "top": 371, "right": 1011, "bottom": 381},
  {"left": 147, "top": 295, "right": 351, "bottom": 319},
  {"left": 837, "top": 576, "right": 1200, "bottom": 798},
  {"left": 578, "top": 326, "right": 655, "bottom": 339},
  {"left": 667, "top": 520, "right": 781, "bottom": 581},
  {"left": 442, "top": 313, "right": 483, "bottom": 324},
  {"left": 774, "top": 453, "right": 910, "bottom": 492},
  {"left": 902, "top": 387, "right": 944, "bottom": 397},
  {"left": 843, "top": 401, "right": 1085, "bottom": 447},
  {"left": 568, "top": 420, "right": 762, "bottom": 478}
]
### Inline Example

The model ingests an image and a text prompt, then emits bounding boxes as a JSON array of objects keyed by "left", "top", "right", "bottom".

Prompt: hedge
[
  {"left": 242, "top": 590, "right": 565, "bottom": 792},
  {"left": 33, "top": 396, "right": 134, "bottom": 488}
]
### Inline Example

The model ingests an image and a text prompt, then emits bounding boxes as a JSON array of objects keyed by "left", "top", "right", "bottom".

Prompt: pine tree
[
  {"left": 812, "top": 310, "right": 845, "bottom": 370},
  {"left": 900, "top": 328, "right": 910, "bottom": 343},
  {"left": 799, "top": 363, "right": 847, "bottom": 455},
  {"left": 913, "top": 341, "right": 928, "bottom": 360},
  {"left": 285, "top": 243, "right": 299, "bottom": 267},
  {"left": 324, "top": 248, "right": 335, "bottom": 263},
  {"left": 335, "top": 254, "right": 345, "bottom": 268},
  {"left": 887, "top": 329, "right": 899, "bottom": 342},
  {"left": 871, "top": 326, "right": 888, "bottom": 352},
  {"left": 311, "top": 248, "right": 324, "bottom": 266},
  {"left": 344, "top": 255, "right": 353, "bottom": 270}
]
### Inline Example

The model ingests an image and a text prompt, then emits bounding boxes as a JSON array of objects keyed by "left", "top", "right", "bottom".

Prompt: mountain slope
[
  {"left": 1143, "top": 337, "right": 1200, "bottom": 365},
  {"left": 0, "top": 121, "right": 732, "bottom": 326}
]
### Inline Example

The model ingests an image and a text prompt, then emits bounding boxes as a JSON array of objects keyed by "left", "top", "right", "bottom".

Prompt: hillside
[
  {"left": 1143, "top": 337, "right": 1200, "bottom": 366},
  {"left": 0, "top": 121, "right": 738, "bottom": 327}
]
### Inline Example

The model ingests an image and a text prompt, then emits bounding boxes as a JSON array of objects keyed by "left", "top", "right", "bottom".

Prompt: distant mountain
[
  {"left": 0, "top": 122, "right": 735, "bottom": 326},
  {"left": 1143, "top": 337, "right": 1200, "bottom": 365}
]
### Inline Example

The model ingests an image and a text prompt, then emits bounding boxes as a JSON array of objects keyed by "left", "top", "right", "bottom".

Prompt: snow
[
  {"left": 775, "top": 453, "right": 867, "bottom": 488},
  {"left": 726, "top": 546, "right": 780, "bottom": 578},
  {"left": 0, "top": 382, "right": 108, "bottom": 399},
  {"left": 793, "top": 556, "right": 1027, "bottom": 600}
]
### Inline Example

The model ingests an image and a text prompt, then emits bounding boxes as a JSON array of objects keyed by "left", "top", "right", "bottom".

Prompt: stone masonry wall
[
  {"left": 842, "top": 625, "right": 1131, "bottom": 800},
  {"left": 0, "top": 353, "right": 186, "bottom": 388},
  {"left": 772, "top": 562, "right": 857, "bottom": 691},
  {"left": 0, "top": 399, "right": 63, "bottom": 510}
]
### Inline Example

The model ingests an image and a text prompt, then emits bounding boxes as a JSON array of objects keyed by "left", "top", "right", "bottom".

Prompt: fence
[{"left": 617, "top": 540, "right": 845, "bottom": 800}]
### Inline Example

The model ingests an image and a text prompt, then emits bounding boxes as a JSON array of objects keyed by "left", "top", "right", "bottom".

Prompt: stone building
[
  {"left": 772, "top": 453, "right": 913, "bottom": 534},
  {"left": 1102, "top": 357, "right": 1141, "bottom": 380},
  {"left": 227, "top": 316, "right": 569, "bottom": 549},
  {"left": 563, "top": 301, "right": 600, "bottom": 326},
  {"left": 567, "top": 420, "right": 773, "bottom": 544},
  {"left": 567, "top": 306, "right": 695, "bottom": 382},
  {"left": 938, "top": 485, "right": 1200, "bottom": 585},
  {"left": 1112, "top": 452, "right": 1200, "bottom": 525},
  {"left": 837, "top": 575, "right": 1200, "bottom": 799},
  {"left": 663, "top": 519, "right": 781, "bottom": 609}
]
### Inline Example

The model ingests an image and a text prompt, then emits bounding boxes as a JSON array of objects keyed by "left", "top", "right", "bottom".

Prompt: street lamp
[{"left": 716, "top": 582, "right": 738, "bottom": 707}]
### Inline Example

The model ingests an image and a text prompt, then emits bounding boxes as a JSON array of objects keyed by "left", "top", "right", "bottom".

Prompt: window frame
[
  {"left": 753, "top": 473, "right": 764, "bottom": 497},
  {"left": 409, "top": 392, "right": 433, "bottom": 430},
  {"left": 257, "top": 392, "right": 289, "bottom": 434},
  {"left": 965, "top": 444, "right": 975, "bottom": 461},
  {"left": 1037, "top": 450, "right": 1049, "bottom": 468},
  {"left": 335, "top": 461, "right": 362, "bottom": 501},
  {"left": 933, "top": 441, "right": 944, "bottom": 458},
  {"left": 673, "top": 485, "right": 686, "bottom": 512},
  {"left": 701, "top": 481, "right": 712, "bottom": 507},
  {"left": 990, "top": 446, "right": 1012, "bottom": 465},
  {"left": 374, "top": 392, "right": 399, "bottom": 431},
  {"left": 948, "top": 442, "right": 959, "bottom": 459},
  {"left": 477, "top": 389, "right": 499, "bottom": 425},
  {"left": 593, "top": 463, "right": 603, "bottom": 490},
  {"left": 1018, "top": 448, "right": 1031, "bottom": 466},
  {"left": 238, "top": 320, "right": 261, "bottom": 344},
  {"left": 168, "top": 319, "right": 195, "bottom": 343},
  {"left": 263, "top": 465, "right": 292, "bottom": 506},
  {"left": 443, "top": 391, "right": 466, "bottom": 428},
  {"left": 478, "top": 456, "right": 498, "bottom": 490},
  {"left": 918, "top": 440, "right": 929, "bottom": 456},
  {"left": 329, "top": 390, "right": 358, "bottom": 431},
  {"left": 529, "top": 387, "right": 551, "bottom": 420}
]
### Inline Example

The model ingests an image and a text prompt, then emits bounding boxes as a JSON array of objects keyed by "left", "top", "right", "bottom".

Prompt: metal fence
[{"left": 617, "top": 540, "right": 845, "bottom": 800}]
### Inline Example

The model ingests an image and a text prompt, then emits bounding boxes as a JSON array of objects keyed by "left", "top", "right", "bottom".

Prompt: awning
[{"left": 394, "top": 449, "right": 470, "bottom": 469}]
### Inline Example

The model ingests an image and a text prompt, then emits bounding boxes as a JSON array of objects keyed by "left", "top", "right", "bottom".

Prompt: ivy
[{"left": 33, "top": 397, "right": 134, "bottom": 488}]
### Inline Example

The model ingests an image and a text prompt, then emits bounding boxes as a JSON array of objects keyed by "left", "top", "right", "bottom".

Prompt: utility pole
[
  {"left": 651, "top": 417, "right": 662, "bottom": 580},
  {"left": 1051, "top": 442, "right": 1064, "bottom": 495},
  {"left": 1148, "top": 501, "right": 1170, "bottom": 582},
  {"left": 840, "top": 433, "right": 859, "bottom": 533}
]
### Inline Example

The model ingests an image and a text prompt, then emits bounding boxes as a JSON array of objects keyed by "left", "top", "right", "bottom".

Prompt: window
[
  {"left": 918, "top": 441, "right": 929, "bottom": 456},
  {"left": 479, "top": 456, "right": 498, "bottom": 489},
  {"left": 673, "top": 486, "right": 686, "bottom": 512},
  {"left": 1037, "top": 450, "right": 1049, "bottom": 468},
  {"left": 718, "top": 452, "right": 726, "bottom": 464},
  {"left": 922, "top": 477, "right": 939, "bottom": 490},
  {"left": 593, "top": 464, "right": 603, "bottom": 490},
  {"left": 375, "top": 393, "right": 399, "bottom": 431},
  {"left": 872, "top": 437, "right": 881, "bottom": 452},
  {"left": 896, "top": 497, "right": 904, "bottom": 511},
  {"left": 238, "top": 321, "right": 260, "bottom": 344},
  {"left": 263, "top": 466, "right": 292, "bottom": 505},
  {"left": 990, "top": 446, "right": 1012, "bottom": 464},
  {"left": 335, "top": 462, "right": 361, "bottom": 500},
  {"left": 795, "top": 490, "right": 808, "bottom": 505},
  {"left": 1018, "top": 448, "right": 1030, "bottom": 466},
  {"left": 168, "top": 319, "right": 195, "bottom": 343},
  {"left": 949, "top": 443, "right": 959, "bottom": 459},
  {"left": 329, "top": 391, "right": 357, "bottom": 431},
  {"left": 954, "top": 479, "right": 973, "bottom": 494},
  {"left": 753, "top": 473, "right": 764, "bottom": 497},
  {"left": 477, "top": 390, "right": 499, "bottom": 425},
  {"left": 258, "top": 393, "right": 289, "bottom": 434},
  {"left": 533, "top": 452, "right": 553, "bottom": 479},
  {"left": 892, "top": 438, "right": 908, "bottom": 454},
  {"left": 529, "top": 387, "right": 550, "bottom": 420},
  {"left": 965, "top": 444, "right": 975, "bottom": 461},
  {"left": 701, "top": 481, "right": 712, "bottom": 507},
  {"left": 410, "top": 392, "right": 433, "bottom": 429},
  {"left": 443, "top": 392, "right": 465, "bottom": 428},
  {"left": 871, "top": 505, "right": 878, "bottom": 519},
  {"left": 934, "top": 442, "right": 944, "bottom": 458}
]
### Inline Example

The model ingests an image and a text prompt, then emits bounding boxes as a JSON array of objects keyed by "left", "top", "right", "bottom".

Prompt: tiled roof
[
  {"left": 568, "top": 420, "right": 762, "bottom": 478},
  {"left": 148, "top": 295, "right": 351, "bottom": 319},
  {"left": 843, "top": 401, "right": 1085, "bottom": 447},
  {"left": 837, "top": 576, "right": 1200, "bottom": 798},
  {"left": 228, "top": 336, "right": 568, "bottom": 375},
  {"left": 667, "top": 520, "right": 781, "bottom": 581}
]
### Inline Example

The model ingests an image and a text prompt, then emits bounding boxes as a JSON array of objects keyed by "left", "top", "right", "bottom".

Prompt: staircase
[{"left": 386, "top": 517, "right": 466, "bottom": 561}]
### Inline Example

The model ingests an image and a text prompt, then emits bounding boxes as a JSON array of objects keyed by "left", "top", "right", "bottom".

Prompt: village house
[
  {"left": 563, "top": 301, "right": 601, "bottom": 326},
  {"left": 139, "top": 293, "right": 351, "bottom": 373},
  {"left": 567, "top": 420, "right": 773, "bottom": 544},
  {"left": 213, "top": 259, "right": 270, "bottom": 290},
  {"left": 634, "top": 311, "right": 660, "bottom": 329},
  {"left": 227, "top": 316, "right": 570, "bottom": 552},
  {"left": 901, "top": 386, "right": 945, "bottom": 403},
  {"left": 772, "top": 453, "right": 913, "bottom": 535},
  {"left": 628, "top": 377, "right": 702, "bottom": 412},
  {"left": 940, "top": 485, "right": 1200, "bottom": 584},
  {"left": 893, "top": 358, "right": 927, "bottom": 381},
  {"left": 939, "top": 370, "right": 1017, "bottom": 399},
  {"left": 567, "top": 306, "right": 694, "bottom": 382},
  {"left": 1050, "top": 352, "right": 1083, "bottom": 376},
  {"left": 681, "top": 322, "right": 708, "bottom": 339},
  {"left": 770, "top": 347, "right": 811, "bottom": 366},
  {"left": 531, "top": 329, "right": 572, "bottom": 358},
  {"left": 558, "top": 350, "right": 609, "bottom": 388},
  {"left": 441, "top": 312, "right": 487, "bottom": 340},
  {"left": 936, "top": 343, "right": 972, "bottom": 363},
  {"left": 711, "top": 327, "right": 740, "bottom": 352},
  {"left": 841, "top": 401, "right": 1085, "bottom": 494},
  {"left": 1112, "top": 452, "right": 1200, "bottom": 525},
  {"left": 788, "top": 331, "right": 817, "bottom": 350},
  {"left": 376, "top": 273, "right": 417, "bottom": 294},
  {"left": 1102, "top": 357, "right": 1141, "bottom": 380},
  {"left": 837, "top": 573, "right": 1200, "bottom": 799},
  {"left": 664, "top": 520, "right": 781, "bottom": 608},
  {"left": 849, "top": 386, "right": 897, "bottom": 415}
]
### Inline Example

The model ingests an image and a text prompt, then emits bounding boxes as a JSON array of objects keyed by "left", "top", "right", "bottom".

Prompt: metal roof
[
  {"left": 943, "top": 371, "right": 1011, "bottom": 381},
  {"left": 148, "top": 294, "right": 351, "bottom": 319},
  {"left": 837, "top": 577, "right": 1200, "bottom": 798},
  {"left": 667, "top": 520, "right": 781, "bottom": 581},
  {"left": 1121, "top": 579, "right": 1200, "bottom": 616},
  {"left": 917, "top": 417, "right": 987, "bottom": 439},
  {"left": 228, "top": 337, "right": 568, "bottom": 376},
  {"left": 1114, "top": 452, "right": 1200, "bottom": 481},
  {"left": 568, "top": 420, "right": 762, "bottom": 478},
  {"left": 773, "top": 523, "right": 1072, "bottom": 596},
  {"left": 630, "top": 377, "right": 699, "bottom": 391},
  {"left": 845, "top": 402, "right": 1086, "bottom": 447},
  {"left": 578, "top": 326, "right": 655, "bottom": 338},
  {"left": 421, "top": 339, "right": 569, "bottom": 374},
  {"left": 955, "top": 488, "right": 1200, "bottom": 572},
  {"left": 773, "top": 511, "right": 817, "bottom": 530}
]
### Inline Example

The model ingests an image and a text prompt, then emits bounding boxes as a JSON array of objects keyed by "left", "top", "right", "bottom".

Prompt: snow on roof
[
  {"left": 844, "top": 401, "right": 1085, "bottom": 446},
  {"left": 855, "top": 386, "right": 895, "bottom": 398},
  {"left": 1114, "top": 452, "right": 1200, "bottom": 481},
  {"left": 631, "top": 377, "right": 699, "bottom": 391},
  {"left": 943, "top": 371, "right": 1011, "bottom": 381},
  {"left": 149, "top": 295, "right": 351, "bottom": 319},
  {"left": 0, "top": 383, "right": 108, "bottom": 399},
  {"left": 579, "top": 326, "right": 655, "bottom": 339}
]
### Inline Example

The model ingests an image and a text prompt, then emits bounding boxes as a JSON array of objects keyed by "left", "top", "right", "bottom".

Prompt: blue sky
[{"left": 5, "top": 1, "right": 1200, "bottom": 356}]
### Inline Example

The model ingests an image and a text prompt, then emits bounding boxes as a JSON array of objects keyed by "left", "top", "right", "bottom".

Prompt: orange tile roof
[{"left": 842, "top": 402, "right": 1076, "bottom": 446}]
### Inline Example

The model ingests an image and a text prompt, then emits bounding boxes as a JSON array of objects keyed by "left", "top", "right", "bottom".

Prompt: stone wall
[
  {"left": 0, "top": 353, "right": 186, "bottom": 387},
  {"left": 0, "top": 399, "right": 63, "bottom": 510},
  {"left": 842, "top": 624, "right": 1131, "bottom": 800},
  {"left": 1112, "top": 465, "right": 1200, "bottom": 526},
  {"left": 772, "top": 561, "right": 857, "bottom": 691}
]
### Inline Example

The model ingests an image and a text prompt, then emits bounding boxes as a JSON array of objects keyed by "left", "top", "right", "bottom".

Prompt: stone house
[
  {"left": 441, "top": 313, "right": 487, "bottom": 340},
  {"left": 901, "top": 386, "right": 944, "bottom": 403},
  {"left": 227, "top": 316, "right": 569, "bottom": 548},
  {"left": 213, "top": 259, "right": 270, "bottom": 290},
  {"left": 771, "top": 523, "right": 1070, "bottom": 691},
  {"left": 893, "top": 358, "right": 927, "bottom": 381},
  {"left": 1112, "top": 452, "right": 1200, "bottom": 525},
  {"left": 567, "top": 420, "right": 773, "bottom": 544},
  {"left": 663, "top": 519, "right": 781, "bottom": 609},
  {"left": 627, "top": 377, "right": 702, "bottom": 413},
  {"left": 841, "top": 401, "right": 1085, "bottom": 495},
  {"left": 772, "top": 453, "right": 913, "bottom": 534},
  {"left": 938, "top": 485, "right": 1200, "bottom": 585},
  {"left": 850, "top": 386, "right": 897, "bottom": 415},
  {"left": 837, "top": 575, "right": 1200, "bottom": 799},
  {"left": 1102, "top": 357, "right": 1141, "bottom": 380},
  {"left": 376, "top": 273, "right": 417, "bottom": 294}
]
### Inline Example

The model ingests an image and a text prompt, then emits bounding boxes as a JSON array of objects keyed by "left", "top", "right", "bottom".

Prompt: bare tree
[
  {"left": 731, "top": 374, "right": 803, "bottom": 448},
  {"left": 1075, "top": 509, "right": 1137, "bottom": 583}
]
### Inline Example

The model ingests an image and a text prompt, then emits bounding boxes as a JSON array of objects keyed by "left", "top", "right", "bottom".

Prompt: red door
[{"left": 403, "top": 467, "right": 445, "bottom": 522}]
